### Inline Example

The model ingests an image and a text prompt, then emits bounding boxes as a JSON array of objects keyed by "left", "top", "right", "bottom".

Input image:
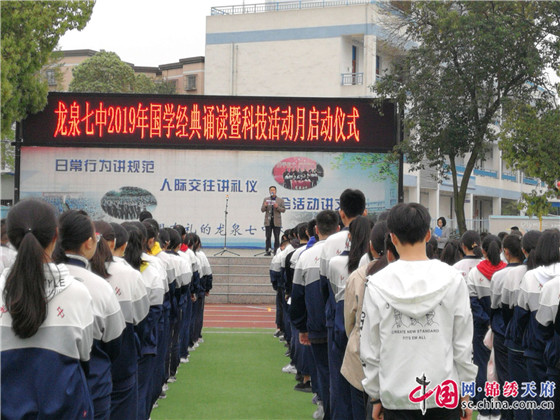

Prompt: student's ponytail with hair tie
[
  {"left": 482, "top": 235, "right": 502, "bottom": 266},
  {"left": 90, "top": 221, "right": 115, "bottom": 279},
  {"left": 3, "top": 199, "right": 58, "bottom": 338}
]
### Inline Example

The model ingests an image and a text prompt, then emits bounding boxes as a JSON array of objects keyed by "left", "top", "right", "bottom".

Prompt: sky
[{"left": 57, "top": 0, "right": 221, "bottom": 67}]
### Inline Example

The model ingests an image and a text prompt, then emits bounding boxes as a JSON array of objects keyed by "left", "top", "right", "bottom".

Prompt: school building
[{"left": 204, "top": 0, "right": 556, "bottom": 231}]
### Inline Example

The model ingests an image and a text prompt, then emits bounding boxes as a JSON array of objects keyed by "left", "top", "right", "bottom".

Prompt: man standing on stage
[{"left": 261, "top": 186, "right": 285, "bottom": 255}]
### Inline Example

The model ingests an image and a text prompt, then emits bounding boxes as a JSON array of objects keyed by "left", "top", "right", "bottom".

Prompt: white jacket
[{"left": 360, "top": 259, "right": 477, "bottom": 410}]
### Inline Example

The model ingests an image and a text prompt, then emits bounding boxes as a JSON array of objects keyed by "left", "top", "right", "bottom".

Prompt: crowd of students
[
  {"left": 270, "top": 189, "right": 560, "bottom": 420},
  {"left": 0, "top": 199, "right": 212, "bottom": 420}
]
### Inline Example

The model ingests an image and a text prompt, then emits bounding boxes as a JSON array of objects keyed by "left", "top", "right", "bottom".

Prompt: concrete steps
[{"left": 206, "top": 255, "right": 276, "bottom": 304}]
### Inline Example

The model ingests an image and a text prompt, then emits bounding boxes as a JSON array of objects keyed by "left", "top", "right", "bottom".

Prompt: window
[
  {"left": 376, "top": 55, "right": 381, "bottom": 75},
  {"left": 185, "top": 74, "right": 197, "bottom": 91},
  {"left": 46, "top": 69, "right": 56, "bottom": 86}
]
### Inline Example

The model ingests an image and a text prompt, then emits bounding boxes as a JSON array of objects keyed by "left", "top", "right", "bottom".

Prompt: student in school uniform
[
  {"left": 319, "top": 189, "right": 366, "bottom": 420},
  {"left": 503, "top": 230, "right": 541, "bottom": 420},
  {"left": 189, "top": 234, "right": 207, "bottom": 348},
  {"left": 121, "top": 223, "right": 164, "bottom": 420},
  {"left": 291, "top": 210, "right": 340, "bottom": 420},
  {"left": 516, "top": 229, "right": 560, "bottom": 420},
  {"left": 194, "top": 237, "right": 213, "bottom": 345},
  {"left": 91, "top": 221, "right": 150, "bottom": 420},
  {"left": 453, "top": 230, "right": 483, "bottom": 281},
  {"left": 342, "top": 225, "right": 398, "bottom": 417},
  {"left": 1, "top": 199, "right": 95, "bottom": 420},
  {"left": 177, "top": 232, "right": 200, "bottom": 362},
  {"left": 490, "top": 234, "right": 525, "bottom": 420},
  {"left": 166, "top": 228, "right": 192, "bottom": 380},
  {"left": 55, "top": 210, "right": 126, "bottom": 420},
  {"left": 466, "top": 234, "right": 506, "bottom": 419},
  {"left": 361, "top": 203, "right": 477, "bottom": 419},
  {"left": 326, "top": 215, "right": 370, "bottom": 420},
  {"left": 270, "top": 235, "right": 287, "bottom": 338},
  {"left": 141, "top": 223, "right": 174, "bottom": 404}
]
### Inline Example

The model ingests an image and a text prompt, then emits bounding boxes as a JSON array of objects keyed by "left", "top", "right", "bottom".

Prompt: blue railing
[
  {"left": 212, "top": 0, "right": 377, "bottom": 15},
  {"left": 523, "top": 177, "right": 539, "bottom": 186},
  {"left": 501, "top": 172, "right": 517, "bottom": 182},
  {"left": 473, "top": 168, "right": 498, "bottom": 178},
  {"left": 341, "top": 72, "right": 364, "bottom": 86}
]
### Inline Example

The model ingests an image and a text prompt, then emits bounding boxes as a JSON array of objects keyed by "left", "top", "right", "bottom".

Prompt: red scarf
[
  {"left": 477, "top": 259, "right": 507, "bottom": 280},
  {"left": 180, "top": 244, "right": 188, "bottom": 252}
]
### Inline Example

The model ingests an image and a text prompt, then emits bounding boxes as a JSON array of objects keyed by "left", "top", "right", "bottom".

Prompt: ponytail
[
  {"left": 460, "top": 230, "right": 483, "bottom": 258},
  {"left": 4, "top": 199, "right": 57, "bottom": 338},
  {"left": 482, "top": 234, "right": 502, "bottom": 266},
  {"left": 348, "top": 216, "right": 370, "bottom": 273},
  {"left": 122, "top": 223, "right": 143, "bottom": 270},
  {"left": 90, "top": 221, "right": 115, "bottom": 279},
  {"left": 522, "top": 230, "right": 542, "bottom": 270}
]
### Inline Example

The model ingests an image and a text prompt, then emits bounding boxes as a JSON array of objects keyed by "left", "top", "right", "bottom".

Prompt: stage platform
[{"left": 205, "top": 248, "right": 275, "bottom": 305}]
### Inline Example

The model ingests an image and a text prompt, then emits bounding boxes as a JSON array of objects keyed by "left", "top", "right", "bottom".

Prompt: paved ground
[{"left": 203, "top": 303, "right": 277, "bottom": 329}]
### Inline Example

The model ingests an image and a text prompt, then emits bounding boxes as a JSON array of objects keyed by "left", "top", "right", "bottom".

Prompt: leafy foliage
[
  {"left": 69, "top": 51, "right": 136, "bottom": 93},
  {"left": 373, "top": 1, "right": 560, "bottom": 233},
  {"left": 331, "top": 153, "right": 399, "bottom": 184},
  {"left": 1, "top": 1, "right": 94, "bottom": 138},
  {"left": 500, "top": 100, "right": 560, "bottom": 190}
]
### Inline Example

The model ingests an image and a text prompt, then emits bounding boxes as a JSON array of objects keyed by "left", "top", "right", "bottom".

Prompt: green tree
[
  {"left": 500, "top": 100, "right": 560, "bottom": 191},
  {"left": 134, "top": 73, "right": 157, "bottom": 94},
  {"left": 374, "top": 1, "right": 560, "bottom": 233},
  {"left": 518, "top": 190, "right": 554, "bottom": 231},
  {"left": 69, "top": 51, "right": 136, "bottom": 93},
  {"left": 155, "top": 79, "right": 178, "bottom": 95},
  {"left": 1, "top": 1, "right": 94, "bottom": 138},
  {"left": 499, "top": 94, "right": 560, "bottom": 230}
]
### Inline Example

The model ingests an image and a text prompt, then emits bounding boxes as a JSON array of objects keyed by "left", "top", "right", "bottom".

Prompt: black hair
[
  {"left": 269, "top": 186, "right": 277, "bottom": 192},
  {"left": 387, "top": 203, "right": 431, "bottom": 245},
  {"left": 370, "top": 221, "right": 389, "bottom": 258},
  {"left": 534, "top": 229, "right": 560, "bottom": 267},
  {"left": 522, "top": 230, "right": 542, "bottom": 270},
  {"left": 185, "top": 232, "right": 197, "bottom": 248},
  {"left": 482, "top": 234, "right": 502, "bottom": 266},
  {"left": 348, "top": 216, "right": 371, "bottom": 273},
  {"left": 122, "top": 223, "right": 143, "bottom": 270},
  {"left": 130, "top": 221, "right": 148, "bottom": 252},
  {"left": 139, "top": 210, "right": 153, "bottom": 222},
  {"left": 437, "top": 217, "right": 447, "bottom": 227},
  {"left": 1, "top": 218, "right": 8, "bottom": 243},
  {"left": 142, "top": 220, "right": 157, "bottom": 241},
  {"left": 174, "top": 224, "right": 186, "bottom": 238},
  {"left": 110, "top": 222, "right": 129, "bottom": 250},
  {"left": 4, "top": 199, "right": 58, "bottom": 338},
  {"left": 158, "top": 227, "right": 170, "bottom": 249},
  {"left": 367, "top": 255, "right": 389, "bottom": 276},
  {"left": 90, "top": 221, "right": 115, "bottom": 279},
  {"left": 166, "top": 227, "right": 182, "bottom": 251},
  {"left": 54, "top": 210, "right": 94, "bottom": 264},
  {"left": 339, "top": 189, "right": 366, "bottom": 219},
  {"left": 297, "top": 222, "right": 309, "bottom": 241},
  {"left": 385, "top": 232, "right": 399, "bottom": 261},
  {"left": 440, "top": 239, "right": 464, "bottom": 266},
  {"left": 498, "top": 231, "right": 508, "bottom": 242},
  {"left": 316, "top": 210, "right": 339, "bottom": 236},
  {"left": 193, "top": 234, "right": 201, "bottom": 252},
  {"left": 460, "top": 230, "right": 483, "bottom": 258},
  {"left": 426, "top": 237, "right": 438, "bottom": 259},
  {"left": 502, "top": 234, "right": 524, "bottom": 262},
  {"left": 306, "top": 219, "right": 318, "bottom": 241},
  {"left": 143, "top": 218, "right": 159, "bottom": 235}
]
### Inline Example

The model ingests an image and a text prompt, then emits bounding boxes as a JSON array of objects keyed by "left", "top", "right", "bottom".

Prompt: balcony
[
  {"left": 341, "top": 72, "right": 364, "bottom": 86},
  {"left": 501, "top": 172, "right": 517, "bottom": 182},
  {"left": 211, "top": 0, "right": 379, "bottom": 15}
]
